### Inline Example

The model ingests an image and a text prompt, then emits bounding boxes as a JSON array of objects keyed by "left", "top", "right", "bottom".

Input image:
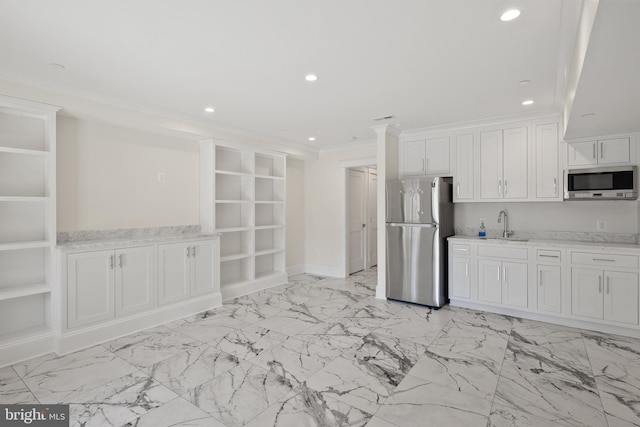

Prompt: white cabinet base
[
  {"left": 56, "top": 292, "right": 221, "bottom": 355},
  {"left": 220, "top": 271, "right": 288, "bottom": 301}
]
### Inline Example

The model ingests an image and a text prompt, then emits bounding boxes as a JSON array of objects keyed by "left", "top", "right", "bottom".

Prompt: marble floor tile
[
  {"left": 344, "top": 332, "right": 428, "bottom": 376},
  {"left": 244, "top": 384, "right": 373, "bottom": 427},
  {"left": 17, "top": 347, "right": 139, "bottom": 404},
  {"left": 375, "top": 374, "right": 493, "bottom": 427},
  {"left": 197, "top": 297, "right": 285, "bottom": 324},
  {"left": 257, "top": 309, "right": 323, "bottom": 335},
  {"left": 582, "top": 330, "right": 640, "bottom": 368},
  {"left": 248, "top": 336, "right": 342, "bottom": 387},
  {"left": 0, "top": 366, "right": 38, "bottom": 404},
  {"left": 13, "top": 345, "right": 108, "bottom": 379},
  {"left": 365, "top": 417, "right": 398, "bottom": 427},
  {"left": 124, "top": 397, "right": 224, "bottom": 427},
  {"left": 104, "top": 326, "right": 204, "bottom": 368},
  {"left": 590, "top": 359, "right": 640, "bottom": 426},
  {"left": 170, "top": 315, "right": 250, "bottom": 344},
  {"left": 145, "top": 344, "right": 240, "bottom": 395},
  {"left": 510, "top": 317, "right": 583, "bottom": 347},
  {"left": 295, "top": 317, "right": 374, "bottom": 352},
  {"left": 69, "top": 371, "right": 178, "bottom": 427},
  {"left": 287, "top": 273, "right": 329, "bottom": 286},
  {"left": 186, "top": 362, "right": 294, "bottom": 427},
  {"left": 217, "top": 325, "right": 288, "bottom": 362},
  {"left": 488, "top": 399, "right": 588, "bottom": 427},
  {"left": 408, "top": 347, "right": 501, "bottom": 401},
  {"left": 374, "top": 316, "right": 445, "bottom": 347}
]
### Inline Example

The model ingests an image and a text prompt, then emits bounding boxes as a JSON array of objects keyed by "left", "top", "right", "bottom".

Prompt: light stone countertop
[{"left": 448, "top": 235, "right": 640, "bottom": 253}]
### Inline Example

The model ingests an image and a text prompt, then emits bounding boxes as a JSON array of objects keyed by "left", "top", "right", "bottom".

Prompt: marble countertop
[
  {"left": 449, "top": 235, "right": 640, "bottom": 253},
  {"left": 57, "top": 232, "right": 220, "bottom": 250}
]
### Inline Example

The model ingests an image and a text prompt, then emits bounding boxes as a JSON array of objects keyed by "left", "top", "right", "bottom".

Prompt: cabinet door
[
  {"left": 478, "top": 259, "right": 502, "bottom": 303},
  {"left": 535, "top": 123, "right": 560, "bottom": 199},
  {"left": 67, "top": 250, "right": 115, "bottom": 328},
  {"left": 502, "top": 261, "right": 528, "bottom": 307},
  {"left": 115, "top": 246, "right": 155, "bottom": 317},
  {"left": 571, "top": 268, "right": 603, "bottom": 319},
  {"left": 479, "top": 131, "right": 503, "bottom": 199},
  {"left": 454, "top": 134, "right": 474, "bottom": 201},
  {"left": 502, "top": 127, "right": 528, "bottom": 199},
  {"left": 402, "top": 140, "right": 426, "bottom": 176},
  {"left": 424, "top": 136, "right": 450, "bottom": 174},
  {"left": 598, "top": 138, "right": 630, "bottom": 164},
  {"left": 451, "top": 256, "right": 471, "bottom": 299},
  {"left": 191, "top": 240, "right": 220, "bottom": 297},
  {"left": 604, "top": 271, "right": 638, "bottom": 324},
  {"left": 537, "top": 264, "right": 562, "bottom": 313},
  {"left": 158, "top": 242, "right": 190, "bottom": 306},
  {"left": 567, "top": 141, "right": 597, "bottom": 166}
]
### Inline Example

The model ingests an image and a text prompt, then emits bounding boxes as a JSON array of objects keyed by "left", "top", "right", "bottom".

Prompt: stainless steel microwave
[{"left": 564, "top": 166, "right": 637, "bottom": 200}]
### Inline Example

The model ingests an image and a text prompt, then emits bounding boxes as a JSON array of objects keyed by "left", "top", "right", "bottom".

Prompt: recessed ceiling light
[
  {"left": 305, "top": 74, "right": 318, "bottom": 82},
  {"left": 519, "top": 80, "right": 531, "bottom": 86},
  {"left": 501, "top": 9, "right": 521, "bottom": 21},
  {"left": 522, "top": 99, "right": 534, "bottom": 106},
  {"left": 204, "top": 107, "right": 215, "bottom": 113},
  {"left": 308, "top": 137, "right": 316, "bottom": 141}
]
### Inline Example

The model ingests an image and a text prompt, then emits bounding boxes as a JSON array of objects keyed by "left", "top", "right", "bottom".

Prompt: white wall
[
  {"left": 304, "top": 144, "right": 377, "bottom": 276},
  {"left": 286, "top": 158, "right": 305, "bottom": 271},
  {"left": 57, "top": 116, "right": 199, "bottom": 231},
  {"left": 455, "top": 201, "right": 639, "bottom": 235}
]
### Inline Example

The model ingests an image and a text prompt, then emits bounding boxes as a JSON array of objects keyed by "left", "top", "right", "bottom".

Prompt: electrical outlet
[
  {"left": 157, "top": 172, "right": 166, "bottom": 183},
  {"left": 597, "top": 220, "right": 607, "bottom": 231}
]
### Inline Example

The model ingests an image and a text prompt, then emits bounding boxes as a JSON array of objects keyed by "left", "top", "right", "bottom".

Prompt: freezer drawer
[{"left": 385, "top": 224, "right": 447, "bottom": 307}]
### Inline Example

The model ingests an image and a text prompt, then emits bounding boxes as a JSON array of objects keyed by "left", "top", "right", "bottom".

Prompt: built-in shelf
[
  {"left": 0, "top": 283, "right": 51, "bottom": 302},
  {"left": 0, "top": 146, "right": 50, "bottom": 156},
  {"left": 217, "top": 227, "right": 253, "bottom": 233},
  {"left": 0, "top": 324, "right": 51, "bottom": 345},
  {"left": 216, "top": 200, "right": 253, "bottom": 204},
  {"left": 220, "top": 253, "right": 253, "bottom": 262},
  {"left": 254, "top": 270, "right": 285, "bottom": 281},
  {"left": 0, "top": 241, "right": 51, "bottom": 251},
  {"left": 0, "top": 196, "right": 50, "bottom": 202},
  {"left": 254, "top": 225, "right": 284, "bottom": 230},
  {"left": 215, "top": 170, "right": 252, "bottom": 177},
  {"left": 255, "top": 248, "right": 284, "bottom": 257},
  {"left": 254, "top": 174, "right": 285, "bottom": 181},
  {"left": 254, "top": 200, "right": 284, "bottom": 205}
]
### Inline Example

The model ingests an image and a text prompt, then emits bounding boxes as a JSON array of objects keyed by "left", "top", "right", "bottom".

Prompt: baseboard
[
  {"left": 375, "top": 284, "right": 387, "bottom": 300},
  {"left": 0, "top": 332, "right": 55, "bottom": 368},
  {"left": 304, "top": 264, "right": 346, "bottom": 278},
  {"left": 56, "top": 292, "right": 222, "bottom": 355},
  {"left": 286, "top": 264, "right": 305, "bottom": 276},
  {"left": 221, "top": 272, "right": 288, "bottom": 301}
]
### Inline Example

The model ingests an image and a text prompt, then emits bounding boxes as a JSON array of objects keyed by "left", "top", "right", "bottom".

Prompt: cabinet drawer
[
  {"left": 537, "top": 249, "right": 561, "bottom": 263},
  {"left": 451, "top": 244, "right": 470, "bottom": 256},
  {"left": 571, "top": 252, "right": 638, "bottom": 269},
  {"left": 477, "top": 245, "right": 528, "bottom": 260}
]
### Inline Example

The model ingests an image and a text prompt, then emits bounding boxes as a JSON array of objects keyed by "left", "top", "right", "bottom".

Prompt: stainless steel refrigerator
[{"left": 385, "top": 177, "right": 454, "bottom": 307}]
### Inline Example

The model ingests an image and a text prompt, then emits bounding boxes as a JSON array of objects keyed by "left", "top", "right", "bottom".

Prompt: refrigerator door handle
[{"left": 387, "top": 222, "right": 437, "bottom": 228}]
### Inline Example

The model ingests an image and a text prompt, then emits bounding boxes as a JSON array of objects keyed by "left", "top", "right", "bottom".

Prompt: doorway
[{"left": 347, "top": 166, "right": 377, "bottom": 274}]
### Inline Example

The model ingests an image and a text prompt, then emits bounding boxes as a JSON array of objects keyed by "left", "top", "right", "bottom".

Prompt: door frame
[{"left": 341, "top": 157, "right": 377, "bottom": 277}]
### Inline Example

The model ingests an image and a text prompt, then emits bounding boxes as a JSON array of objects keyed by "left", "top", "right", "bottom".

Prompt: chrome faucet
[{"left": 497, "top": 210, "right": 513, "bottom": 239}]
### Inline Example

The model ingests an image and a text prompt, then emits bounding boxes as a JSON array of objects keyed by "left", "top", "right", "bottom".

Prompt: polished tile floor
[{"left": 2, "top": 270, "right": 640, "bottom": 426}]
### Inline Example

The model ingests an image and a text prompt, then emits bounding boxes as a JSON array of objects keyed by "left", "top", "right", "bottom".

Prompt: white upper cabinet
[
  {"left": 479, "top": 126, "right": 528, "bottom": 200},
  {"left": 401, "top": 137, "right": 450, "bottom": 176},
  {"left": 535, "top": 122, "right": 560, "bottom": 199},
  {"left": 454, "top": 134, "right": 474, "bottom": 201},
  {"left": 567, "top": 137, "right": 630, "bottom": 167}
]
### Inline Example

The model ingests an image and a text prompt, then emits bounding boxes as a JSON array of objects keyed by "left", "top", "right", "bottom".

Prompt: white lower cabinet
[
  {"left": 158, "top": 240, "right": 219, "bottom": 305},
  {"left": 115, "top": 246, "right": 155, "bottom": 317},
  {"left": 67, "top": 250, "right": 116, "bottom": 329},
  {"left": 451, "top": 256, "right": 471, "bottom": 299},
  {"left": 571, "top": 268, "right": 638, "bottom": 325},
  {"left": 537, "top": 265, "right": 562, "bottom": 313},
  {"left": 478, "top": 259, "right": 527, "bottom": 307}
]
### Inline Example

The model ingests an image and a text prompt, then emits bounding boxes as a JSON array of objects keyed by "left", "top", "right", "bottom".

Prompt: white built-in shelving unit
[
  {"left": 0, "top": 95, "right": 59, "bottom": 363},
  {"left": 200, "top": 140, "right": 287, "bottom": 299}
]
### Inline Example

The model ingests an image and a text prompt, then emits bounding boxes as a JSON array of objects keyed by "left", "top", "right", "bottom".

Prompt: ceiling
[{"left": 0, "top": 0, "right": 636, "bottom": 149}]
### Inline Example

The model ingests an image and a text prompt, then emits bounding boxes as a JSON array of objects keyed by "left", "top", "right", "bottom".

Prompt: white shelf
[
  {"left": 0, "top": 146, "right": 49, "bottom": 156},
  {"left": 255, "top": 225, "right": 284, "bottom": 230},
  {"left": 254, "top": 200, "right": 284, "bottom": 204},
  {"left": 0, "top": 241, "right": 51, "bottom": 251},
  {"left": 220, "top": 252, "right": 254, "bottom": 262},
  {"left": 217, "top": 227, "right": 253, "bottom": 233},
  {"left": 254, "top": 174, "right": 285, "bottom": 181},
  {"left": 255, "top": 248, "right": 284, "bottom": 257},
  {"left": 0, "top": 324, "right": 51, "bottom": 345},
  {"left": 215, "top": 169, "right": 252, "bottom": 177},
  {"left": 0, "top": 196, "right": 50, "bottom": 202},
  {"left": 0, "top": 283, "right": 51, "bottom": 302},
  {"left": 255, "top": 270, "right": 286, "bottom": 281},
  {"left": 216, "top": 200, "right": 253, "bottom": 204}
]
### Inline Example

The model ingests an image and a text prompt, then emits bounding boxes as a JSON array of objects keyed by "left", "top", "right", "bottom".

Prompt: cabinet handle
[
  {"left": 465, "top": 263, "right": 468, "bottom": 277},
  {"left": 600, "top": 142, "right": 604, "bottom": 159},
  {"left": 539, "top": 254, "right": 559, "bottom": 258},
  {"left": 593, "top": 258, "right": 615, "bottom": 262},
  {"left": 607, "top": 276, "right": 610, "bottom": 294},
  {"left": 457, "top": 182, "right": 460, "bottom": 197},
  {"left": 539, "top": 274, "right": 542, "bottom": 287},
  {"left": 425, "top": 158, "right": 429, "bottom": 171},
  {"left": 119, "top": 254, "right": 123, "bottom": 268},
  {"left": 422, "top": 159, "right": 425, "bottom": 172},
  {"left": 553, "top": 178, "right": 557, "bottom": 195},
  {"left": 504, "top": 180, "right": 508, "bottom": 196},
  {"left": 593, "top": 143, "right": 596, "bottom": 160},
  {"left": 497, "top": 265, "right": 500, "bottom": 281},
  {"left": 503, "top": 266, "right": 507, "bottom": 282},
  {"left": 498, "top": 180, "right": 502, "bottom": 197},
  {"left": 186, "top": 247, "right": 190, "bottom": 258},
  {"left": 599, "top": 276, "right": 602, "bottom": 293},
  {"left": 192, "top": 246, "right": 197, "bottom": 257},
  {"left": 109, "top": 255, "right": 114, "bottom": 269}
]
